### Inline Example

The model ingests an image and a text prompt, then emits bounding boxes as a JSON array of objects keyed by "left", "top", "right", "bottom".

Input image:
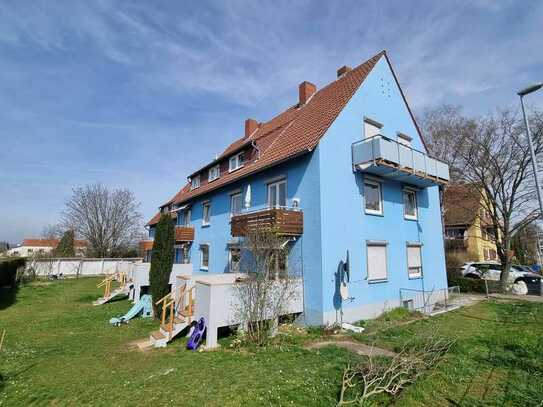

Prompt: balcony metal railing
[
  {"left": 352, "top": 135, "right": 450, "bottom": 186},
  {"left": 231, "top": 206, "right": 303, "bottom": 237}
]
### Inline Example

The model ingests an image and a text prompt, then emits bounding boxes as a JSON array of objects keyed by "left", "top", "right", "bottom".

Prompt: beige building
[
  {"left": 7, "top": 238, "right": 88, "bottom": 257},
  {"left": 444, "top": 185, "right": 498, "bottom": 262}
]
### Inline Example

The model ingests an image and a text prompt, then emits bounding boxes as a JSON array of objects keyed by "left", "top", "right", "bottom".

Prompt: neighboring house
[
  {"left": 7, "top": 238, "right": 88, "bottom": 257},
  {"left": 142, "top": 51, "right": 449, "bottom": 325},
  {"left": 443, "top": 184, "right": 498, "bottom": 262}
]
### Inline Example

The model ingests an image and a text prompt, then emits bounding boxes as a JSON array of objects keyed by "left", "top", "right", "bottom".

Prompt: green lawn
[{"left": 1, "top": 278, "right": 542, "bottom": 406}]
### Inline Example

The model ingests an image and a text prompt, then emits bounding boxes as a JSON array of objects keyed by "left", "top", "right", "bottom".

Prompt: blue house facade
[{"left": 143, "top": 51, "right": 449, "bottom": 326}]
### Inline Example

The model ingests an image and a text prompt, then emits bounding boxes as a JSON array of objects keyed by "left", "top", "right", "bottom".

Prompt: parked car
[{"left": 460, "top": 262, "right": 542, "bottom": 295}]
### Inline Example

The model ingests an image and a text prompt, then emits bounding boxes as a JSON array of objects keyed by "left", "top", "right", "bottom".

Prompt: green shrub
[
  {"left": 0, "top": 258, "right": 26, "bottom": 288},
  {"left": 448, "top": 276, "right": 500, "bottom": 294}
]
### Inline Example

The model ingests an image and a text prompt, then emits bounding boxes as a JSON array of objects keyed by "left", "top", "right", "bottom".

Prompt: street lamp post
[{"left": 518, "top": 82, "right": 543, "bottom": 222}]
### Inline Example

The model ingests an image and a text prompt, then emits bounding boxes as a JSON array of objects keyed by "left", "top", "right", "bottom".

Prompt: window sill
[
  {"left": 202, "top": 223, "right": 210, "bottom": 228},
  {"left": 200, "top": 267, "right": 209, "bottom": 272},
  {"left": 228, "top": 165, "right": 244, "bottom": 173},
  {"left": 365, "top": 210, "right": 384, "bottom": 217},
  {"left": 404, "top": 216, "right": 418, "bottom": 221},
  {"left": 408, "top": 275, "right": 423, "bottom": 280},
  {"left": 368, "top": 279, "right": 388, "bottom": 284}
]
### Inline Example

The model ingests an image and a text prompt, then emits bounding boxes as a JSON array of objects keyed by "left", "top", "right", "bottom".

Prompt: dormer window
[
  {"left": 191, "top": 175, "right": 200, "bottom": 189},
  {"left": 229, "top": 152, "right": 245, "bottom": 172},
  {"left": 364, "top": 117, "right": 382, "bottom": 139},
  {"left": 208, "top": 164, "right": 220, "bottom": 182}
]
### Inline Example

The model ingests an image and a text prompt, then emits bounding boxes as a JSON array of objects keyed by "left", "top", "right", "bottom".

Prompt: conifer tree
[
  {"left": 149, "top": 214, "right": 175, "bottom": 317},
  {"left": 54, "top": 230, "right": 75, "bottom": 257}
]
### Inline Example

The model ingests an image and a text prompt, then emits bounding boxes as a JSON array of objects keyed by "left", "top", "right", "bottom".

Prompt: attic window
[
  {"left": 191, "top": 175, "right": 200, "bottom": 190},
  {"left": 364, "top": 117, "right": 383, "bottom": 140},
  {"left": 208, "top": 164, "right": 220, "bottom": 182},
  {"left": 229, "top": 152, "right": 245, "bottom": 172}
]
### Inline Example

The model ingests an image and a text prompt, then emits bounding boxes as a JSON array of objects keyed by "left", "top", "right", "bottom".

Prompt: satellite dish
[{"left": 340, "top": 282, "right": 349, "bottom": 300}]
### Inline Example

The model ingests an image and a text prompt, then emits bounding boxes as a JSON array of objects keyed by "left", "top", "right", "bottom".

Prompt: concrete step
[{"left": 151, "top": 330, "right": 165, "bottom": 340}]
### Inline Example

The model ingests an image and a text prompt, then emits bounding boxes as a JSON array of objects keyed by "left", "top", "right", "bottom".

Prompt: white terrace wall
[
  {"left": 131, "top": 263, "right": 193, "bottom": 301},
  {"left": 28, "top": 258, "right": 143, "bottom": 278}
]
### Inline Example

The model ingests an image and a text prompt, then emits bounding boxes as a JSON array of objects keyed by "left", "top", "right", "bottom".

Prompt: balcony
[
  {"left": 175, "top": 226, "right": 195, "bottom": 242},
  {"left": 139, "top": 240, "right": 154, "bottom": 251},
  {"left": 231, "top": 207, "right": 303, "bottom": 237},
  {"left": 352, "top": 135, "right": 449, "bottom": 187}
]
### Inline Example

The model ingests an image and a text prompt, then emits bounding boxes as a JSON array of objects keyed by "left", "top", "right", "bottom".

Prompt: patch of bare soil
[{"left": 305, "top": 339, "right": 396, "bottom": 357}]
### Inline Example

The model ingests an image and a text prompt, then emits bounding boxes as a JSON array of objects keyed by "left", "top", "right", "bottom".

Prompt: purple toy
[{"left": 187, "top": 317, "right": 206, "bottom": 350}]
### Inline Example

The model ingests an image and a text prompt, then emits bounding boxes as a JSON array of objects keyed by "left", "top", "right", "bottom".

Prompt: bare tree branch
[{"left": 60, "top": 184, "right": 142, "bottom": 257}]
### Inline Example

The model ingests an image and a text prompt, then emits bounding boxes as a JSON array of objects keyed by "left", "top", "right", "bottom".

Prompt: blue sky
[{"left": 1, "top": 0, "right": 542, "bottom": 243}]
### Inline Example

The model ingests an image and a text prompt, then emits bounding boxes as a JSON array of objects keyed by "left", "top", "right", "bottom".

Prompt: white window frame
[
  {"left": 364, "top": 179, "right": 383, "bottom": 216},
  {"left": 208, "top": 164, "right": 220, "bottom": 182},
  {"left": 403, "top": 188, "right": 418, "bottom": 220},
  {"left": 366, "top": 241, "right": 388, "bottom": 283},
  {"left": 230, "top": 192, "right": 243, "bottom": 218},
  {"left": 268, "top": 179, "right": 287, "bottom": 208},
  {"left": 191, "top": 175, "right": 200, "bottom": 190},
  {"left": 202, "top": 201, "right": 211, "bottom": 226},
  {"left": 229, "top": 152, "right": 245, "bottom": 172},
  {"left": 363, "top": 117, "right": 383, "bottom": 139},
  {"left": 200, "top": 244, "right": 209, "bottom": 271},
  {"left": 228, "top": 247, "right": 241, "bottom": 273},
  {"left": 181, "top": 208, "right": 191, "bottom": 226},
  {"left": 406, "top": 243, "right": 423, "bottom": 279}
]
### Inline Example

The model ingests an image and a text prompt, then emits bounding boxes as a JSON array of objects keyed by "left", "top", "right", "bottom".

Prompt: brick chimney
[
  {"left": 245, "top": 118, "right": 259, "bottom": 138},
  {"left": 299, "top": 81, "right": 317, "bottom": 106},
  {"left": 337, "top": 65, "right": 352, "bottom": 77}
]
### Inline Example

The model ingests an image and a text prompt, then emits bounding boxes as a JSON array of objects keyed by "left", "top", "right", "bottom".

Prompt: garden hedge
[
  {"left": 0, "top": 258, "right": 26, "bottom": 288},
  {"left": 448, "top": 276, "right": 501, "bottom": 294}
]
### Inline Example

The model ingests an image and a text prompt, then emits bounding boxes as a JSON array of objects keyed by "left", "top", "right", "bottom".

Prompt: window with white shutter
[
  {"left": 363, "top": 118, "right": 382, "bottom": 139},
  {"left": 367, "top": 242, "right": 388, "bottom": 282},
  {"left": 407, "top": 244, "right": 422, "bottom": 278}
]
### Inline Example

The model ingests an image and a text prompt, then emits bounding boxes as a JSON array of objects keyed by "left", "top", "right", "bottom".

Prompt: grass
[
  {"left": 1, "top": 278, "right": 542, "bottom": 406},
  {"left": 351, "top": 301, "right": 543, "bottom": 406},
  {"left": 0, "top": 278, "right": 358, "bottom": 406}
]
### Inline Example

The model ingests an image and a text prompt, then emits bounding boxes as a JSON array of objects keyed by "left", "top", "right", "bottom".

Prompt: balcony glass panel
[{"left": 352, "top": 135, "right": 449, "bottom": 187}]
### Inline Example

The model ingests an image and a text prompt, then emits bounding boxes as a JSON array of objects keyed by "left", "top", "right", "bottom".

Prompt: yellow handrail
[
  {"left": 97, "top": 276, "right": 114, "bottom": 297},
  {"left": 155, "top": 292, "right": 172, "bottom": 306}
]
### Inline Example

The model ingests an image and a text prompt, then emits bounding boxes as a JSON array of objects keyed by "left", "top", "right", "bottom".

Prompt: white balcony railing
[{"left": 352, "top": 135, "right": 449, "bottom": 186}]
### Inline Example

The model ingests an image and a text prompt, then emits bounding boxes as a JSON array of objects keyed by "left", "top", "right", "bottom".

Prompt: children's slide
[{"left": 109, "top": 294, "right": 153, "bottom": 326}]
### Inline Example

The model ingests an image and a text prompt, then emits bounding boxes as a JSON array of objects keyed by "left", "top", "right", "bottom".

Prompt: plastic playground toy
[
  {"left": 109, "top": 294, "right": 153, "bottom": 326},
  {"left": 187, "top": 317, "right": 206, "bottom": 350}
]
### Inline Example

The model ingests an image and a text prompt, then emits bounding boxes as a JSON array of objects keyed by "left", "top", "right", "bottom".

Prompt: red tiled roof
[
  {"left": 145, "top": 208, "right": 179, "bottom": 226},
  {"left": 21, "top": 239, "right": 88, "bottom": 248},
  {"left": 443, "top": 184, "right": 479, "bottom": 226},
  {"left": 147, "top": 51, "right": 423, "bottom": 225}
]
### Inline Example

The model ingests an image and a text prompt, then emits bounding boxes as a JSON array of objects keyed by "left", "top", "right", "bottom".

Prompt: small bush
[
  {"left": 445, "top": 252, "right": 466, "bottom": 274},
  {"left": 448, "top": 276, "right": 500, "bottom": 294},
  {"left": 0, "top": 258, "right": 26, "bottom": 288}
]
